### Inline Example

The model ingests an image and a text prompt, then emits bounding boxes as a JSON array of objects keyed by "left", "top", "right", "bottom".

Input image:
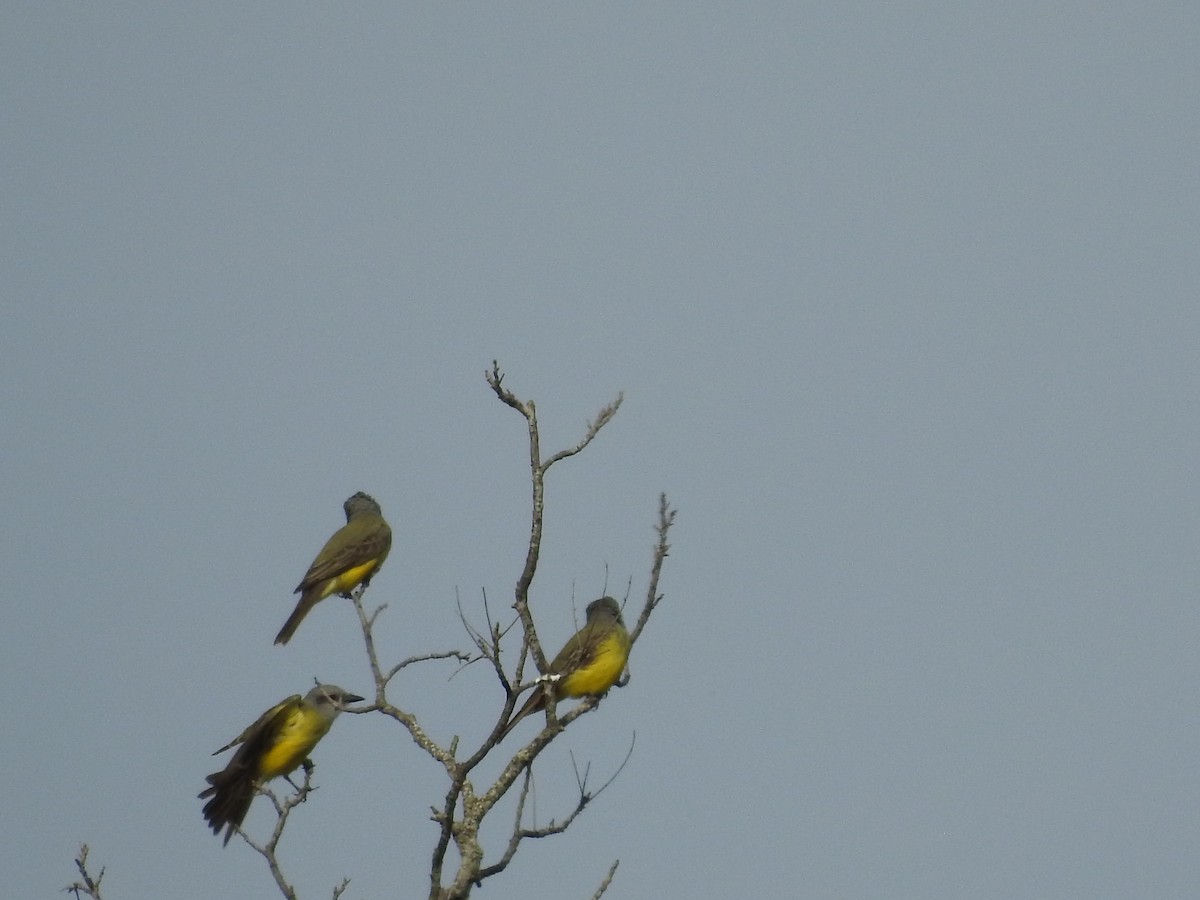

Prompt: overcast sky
[{"left": 4, "top": 4, "right": 1199, "bottom": 898}]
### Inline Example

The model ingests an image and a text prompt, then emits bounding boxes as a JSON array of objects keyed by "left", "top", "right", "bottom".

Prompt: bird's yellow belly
[
  {"left": 258, "top": 712, "right": 331, "bottom": 779},
  {"left": 326, "top": 559, "right": 380, "bottom": 598},
  {"left": 561, "top": 633, "right": 629, "bottom": 697}
]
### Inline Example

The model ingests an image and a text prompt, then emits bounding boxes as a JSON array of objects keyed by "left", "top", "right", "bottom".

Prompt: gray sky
[{"left": 4, "top": 4, "right": 1199, "bottom": 898}]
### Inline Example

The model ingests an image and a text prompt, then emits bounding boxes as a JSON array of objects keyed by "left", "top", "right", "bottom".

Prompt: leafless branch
[
  {"left": 349, "top": 588, "right": 469, "bottom": 686},
  {"left": 590, "top": 860, "right": 620, "bottom": 899},
  {"left": 385, "top": 649, "right": 471, "bottom": 682},
  {"left": 574, "top": 731, "right": 637, "bottom": 799},
  {"left": 455, "top": 590, "right": 490, "bottom": 659},
  {"left": 470, "top": 767, "right": 536, "bottom": 884},
  {"left": 629, "top": 493, "right": 675, "bottom": 646},
  {"left": 471, "top": 732, "right": 635, "bottom": 888},
  {"left": 64, "top": 845, "right": 104, "bottom": 900},
  {"left": 542, "top": 393, "right": 624, "bottom": 470},
  {"left": 236, "top": 765, "right": 327, "bottom": 900},
  {"left": 485, "top": 360, "right": 528, "bottom": 415},
  {"left": 350, "top": 585, "right": 388, "bottom": 691},
  {"left": 453, "top": 589, "right": 515, "bottom": 683}
]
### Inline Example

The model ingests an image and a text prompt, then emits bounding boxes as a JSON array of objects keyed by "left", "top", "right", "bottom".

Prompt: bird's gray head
[
  {"left": 344, "top": 491, "right": 381, "bottom": 520},
  {"left": 306, "top": 684, "right": 365, "bottom": 718},
  {"left": 586, "top": 596, "right": 624, "bottom": 625}
]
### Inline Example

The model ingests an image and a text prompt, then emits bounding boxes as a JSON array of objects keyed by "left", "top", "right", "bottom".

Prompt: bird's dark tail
[
  {"left": 274, "top": 588, "right": 319, "bottom": 645},
  {"left": 199, "top": 769, "right": 255, "bottom": 846},
  {"left": 500, "top": 686, "right": 547, "bottom": 741}
]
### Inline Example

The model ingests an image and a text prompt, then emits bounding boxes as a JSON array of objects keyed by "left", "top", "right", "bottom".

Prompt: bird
[
  {"left": 275, "top": 491, "right": 392, "bottom": 645},
  {"left": 500, "top": 596, "right": 631, "bottom": 740},
  {"left": 199, "top": 684, "right": 364, "bottom": 845}
]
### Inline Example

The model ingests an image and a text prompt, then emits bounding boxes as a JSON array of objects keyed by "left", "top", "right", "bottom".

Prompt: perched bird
[
  {"left": 199, "top": 684, "right": 363, "bottom": 845},
  {"left": 501, "top": 596, "right": 631, "bottom": 740},
  {"left": 275, "top": 491, "right": 392, "bottom": 645}
]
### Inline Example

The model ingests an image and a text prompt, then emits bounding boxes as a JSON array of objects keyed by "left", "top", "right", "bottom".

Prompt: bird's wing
[
  {"left": 297, "top": 518, "right": 392, "bottom": 590},
  {"left": 212, "top": 694, "right": 302, "bottom": 762},
  {"left": 550, "top": 621, "right": 606, "bottom": 677}
]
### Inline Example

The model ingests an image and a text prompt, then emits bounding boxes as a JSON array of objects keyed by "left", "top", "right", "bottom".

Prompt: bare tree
[
  {"left": 68, "top": 363, "right": 675, "bottom": 900},
  {"left": 352, "top": 363, "right": 675, "bottom": 899}
]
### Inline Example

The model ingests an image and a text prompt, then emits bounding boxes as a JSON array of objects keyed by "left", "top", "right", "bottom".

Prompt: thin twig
[
  {"left": 351, "top": 586, "right": 388, "bottom": 694},
  {"left": 472, "top": 767, "right": 536, "bottom": 883},
  {"left": 590, "top": 860, "right": 621, "bottom": 899},
  {"left": 629, "top": 493, "right": 675, "bottom": 646},
  {"left": 542, "top": 393, "right": 624, "bottom": 470},
  {"left": 455, "top": 589, "right": 491, "bottom": 659},
  {"left": 64, "top": 845, "right": 104, "bottom": 900},
  {"left": 472, "top": 732, "right": 636, "bottom": 887},
  {"left": 239, "top": 768, "right": 320, "bottom": 900},
  {"left": 348, "top": 583, "right": 471, "bottom": 683},
  {"left": 384, "top": 649, "right": 471, "bottom": 683}
]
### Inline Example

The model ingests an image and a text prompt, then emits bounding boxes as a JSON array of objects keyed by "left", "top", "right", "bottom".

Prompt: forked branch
[{"left": 65, "top": 845, "right": 105, "bottom": 900}]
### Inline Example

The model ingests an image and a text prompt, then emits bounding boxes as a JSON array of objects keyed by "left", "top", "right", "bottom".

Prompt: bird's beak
[{"left": 344, "top": 693, "right": 366, "bottom": 705}]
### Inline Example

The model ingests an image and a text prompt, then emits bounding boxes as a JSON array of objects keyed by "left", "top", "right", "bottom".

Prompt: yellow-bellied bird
[
  {"left": 275, "top": 491, "right": 392, "bottom": 645},
  {"left": 501, "top": 596, "right": 631, "bottom": 740},
  {"left": 199, "top": 684, "right": 363, "bottom": 844}
]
